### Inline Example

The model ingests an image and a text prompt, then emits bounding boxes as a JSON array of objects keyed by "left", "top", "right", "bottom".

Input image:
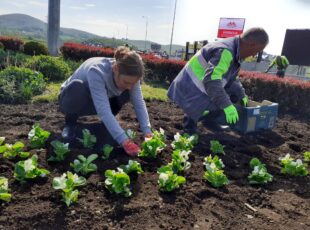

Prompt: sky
[{"left": 0, "top": 0, "right": 309, "bottom": 55}]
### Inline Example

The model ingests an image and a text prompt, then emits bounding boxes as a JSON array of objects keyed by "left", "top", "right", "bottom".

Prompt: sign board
[
  {"left": 282, "top": 29, "right": 310, "bottom": 66},
  {"left": 217, "top": 18, "right": 245, "bottom": 38}
]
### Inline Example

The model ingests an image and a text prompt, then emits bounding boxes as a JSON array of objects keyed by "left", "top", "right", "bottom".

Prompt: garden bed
[{"left": 0, "top": 101, "right": 309, "bottom": 230}]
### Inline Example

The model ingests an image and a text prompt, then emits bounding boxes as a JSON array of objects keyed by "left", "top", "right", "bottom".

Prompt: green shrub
[
  {"left": 0, "top": 66, "right": 46, "bottom": 103},
  {"left": 25, "top": 55, "right": 71, "bottom": 81},
  {"left": 0, "top": 50, "right": 30, "bottom": 69},
  {"left": 62, "top": 58, "right": 83, "bottom": 75},
  {"left": 24, "top": 41, "right": 48, "bottom": 56},
  {"left": 0, "top": 42, "right": 4, "bottom": 50}
]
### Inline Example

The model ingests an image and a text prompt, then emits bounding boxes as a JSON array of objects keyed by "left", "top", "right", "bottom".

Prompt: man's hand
[
  {"left": 223, "top": 104, "right": 239, "bottom": 124},
  {"left": 122, "top": 139, "right": 141, "bottom": 156},
  {"left": 241, "top": 96, "right": 248, "bottom": 107}
]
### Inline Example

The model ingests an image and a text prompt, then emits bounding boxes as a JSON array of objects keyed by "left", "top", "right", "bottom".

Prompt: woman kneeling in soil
[{"left": 58, "top": 46, "right": 152, "bottom": 156}]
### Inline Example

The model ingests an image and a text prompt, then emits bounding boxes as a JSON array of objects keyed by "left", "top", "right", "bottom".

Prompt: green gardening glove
[
  {"left": 223, "top": 104, "right": 239, "bottom": 124},
  {"left": 241, "top": 96, "right": 248, "bottom": 107}
]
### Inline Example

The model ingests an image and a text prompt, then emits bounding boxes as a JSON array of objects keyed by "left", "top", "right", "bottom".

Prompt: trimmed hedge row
[
  {"left": 60, "top": 42, "right": 114, "bottom": 61},
  {"left": 61, "top": 42, "right": 186, "bottom": 83},
  {"left": 0, "top": 37, "right": 24, "bottom": 51},
  {"left": 240, "top": 70, "right": 310, "bottom": 117},
  {"left": 60, "top": 42, "right": 310, "bottom": 118}
]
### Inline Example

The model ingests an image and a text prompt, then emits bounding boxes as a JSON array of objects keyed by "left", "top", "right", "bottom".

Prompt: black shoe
[{"left": 61, "top": 124, "right": 77, "bottom": 141}]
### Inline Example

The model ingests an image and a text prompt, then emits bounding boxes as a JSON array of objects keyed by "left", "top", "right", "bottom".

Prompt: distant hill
[
  {"left": 0, "top": 13, "right": 184, "bottom": 54},
  {"left": 0, "top": 13, "right": 101, "bottom": 42}
]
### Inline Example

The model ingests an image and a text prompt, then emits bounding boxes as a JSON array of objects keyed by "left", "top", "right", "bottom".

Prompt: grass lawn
[{"left": 32, "top": 82, "right": 168, "bottom": 103}]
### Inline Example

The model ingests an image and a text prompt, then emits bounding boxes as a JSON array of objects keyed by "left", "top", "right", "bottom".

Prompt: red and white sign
[{"left": 217, "top": 18, "right": 246, "bottom": 38}]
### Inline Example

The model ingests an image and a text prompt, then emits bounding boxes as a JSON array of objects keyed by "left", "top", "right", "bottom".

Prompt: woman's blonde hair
[{"left": 114, "top": 46, "right": 144, "bottom": 78}]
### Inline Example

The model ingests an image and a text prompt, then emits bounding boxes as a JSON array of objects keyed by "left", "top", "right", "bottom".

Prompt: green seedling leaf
[
  {"left": 0, "top": 177, "right": 11, "bottom": 202},
  {"left": 14, "top": 155, "right": 50, "bottom": 183},
  {"left": 0, "top": 141, "right": 30, "bottom": 159},
  {"left": 102, "top": 144, "right": 113, "bottom": 160},
  {"left": 70, "top": 154, "right": 98, "bottom": 176},
  {"left": 248, "top": 158, "right": 273, "bottom": 184},
  {"left": 210, "top": 140, "right": 225, "bottom": 155},
  {"left": 157, "top": 166, "right": 186, "bottom": 192},
  {"left": 52, "top": 171, "right": 86, "bottom": 207},
  {"left": 203, "top": 163, "right": 229, "bottom": 188},
  {"left": 118, "top": 160, "right": 143, "bottom": 174},
  {"left": 104, "top": 169, "right": 131, "bottom": 197},
  {"left": 304, "top": 151, "right": 310, "bottom": 162},
  {"left": 125, "top": 129, "right": 136, "bottom": 139},
  {"left": 171, "top": 132, "right": 198, "bottom": 151},
  {"left": 138, "top": 128, "right": 166, "bottom": 158},
  {"left": 204, "top": 154, "right": 225, "bottom": 169},
  {"left": 168, "top": 149, "right": 191, "bottom": 173},
  {"left": 279, "top": 154, "right": 308, "bottom": 176},
  {"left": 0, "top": 137, "right": 5, "bottom": 146},
  {"left": 28, "top": 123, "right": 51, "bottom": 149},
  {"left": 48, "top": 140, "right": 70, "bottom": 162},
  {"left": 77, "top": 129, "right": 96, "bottom": 149}
]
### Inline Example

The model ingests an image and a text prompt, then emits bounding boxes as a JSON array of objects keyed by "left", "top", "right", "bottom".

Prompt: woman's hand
[
  {"left": 122, "top": 139, "right": 141, "bottom": 156},
  {"left": 144, "top": 132, "right": 153, "bottom": 140}
]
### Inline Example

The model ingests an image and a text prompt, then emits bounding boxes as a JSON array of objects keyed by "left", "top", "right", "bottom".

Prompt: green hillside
[{"left": 0, "top": 13, "right": 185, "bottom": 53}]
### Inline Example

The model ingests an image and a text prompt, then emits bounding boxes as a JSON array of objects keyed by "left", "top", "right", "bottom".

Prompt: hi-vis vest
[{"left": 167, "top": 37, "right": 241, "bottom": 121}]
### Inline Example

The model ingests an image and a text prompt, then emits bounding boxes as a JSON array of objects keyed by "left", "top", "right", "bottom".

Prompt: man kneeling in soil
[{"left": 167, "top": 27, "right": 269, "bottom": 134}]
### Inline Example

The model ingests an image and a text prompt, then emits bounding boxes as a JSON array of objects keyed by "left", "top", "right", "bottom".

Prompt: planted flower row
[{"left": 0, "top": 125, "right": 309, "bottom": 206}]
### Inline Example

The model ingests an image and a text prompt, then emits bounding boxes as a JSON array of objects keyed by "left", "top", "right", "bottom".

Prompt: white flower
[
  {"left": 174, "top": 132, "right": 181, "bottom": 142},
  {"left": 24, "top": 158, "right": 35, "bottom": 172},
  {"left": 159, "top": 173, "right": 169, "bottom": 183}
]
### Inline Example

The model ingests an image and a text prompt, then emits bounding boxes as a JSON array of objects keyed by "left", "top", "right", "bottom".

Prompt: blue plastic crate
[{"left": 233, "top": 100, "right": 278, "bottom": 133}]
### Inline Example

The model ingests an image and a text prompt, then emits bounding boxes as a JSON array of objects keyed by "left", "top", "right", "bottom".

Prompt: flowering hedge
[
  {"left": 240, "top": 70, "right": 310, "bottom": 117},
  {"left": 60, "top": 43, "right": 186, "bottom": 83},
  {"left": 0, "top": 36, "right": 24, "bottom": 51},
  {"left": 60, "top": 42, "right": 114, "bottom": 61},
  {"left": 143, "top": 54, "right": 185, "bottom": 83}
]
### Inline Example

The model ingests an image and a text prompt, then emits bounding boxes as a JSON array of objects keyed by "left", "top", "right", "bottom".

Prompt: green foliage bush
[
  {"left": 25, "top": 55, "right": 71, "bottom": 81},
  {"left": 0, "top": 50, "right": 30, "bottom": 69},
  {"left": 24, "top": 41, "right": 48, "bottom": 56},
  {"left": 0, "top": 42, "right": 4, "bottom": 50},
  {"left": 62, "top": 58, "right": 83, "bottom": 75},
  {"left": 0, "top": 66, "right": 46, "bottom": 103}
]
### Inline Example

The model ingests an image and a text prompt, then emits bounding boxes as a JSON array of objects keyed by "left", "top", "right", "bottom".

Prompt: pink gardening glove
[{"left": 122, "top": 139, "right": 141, "bottom": 156}]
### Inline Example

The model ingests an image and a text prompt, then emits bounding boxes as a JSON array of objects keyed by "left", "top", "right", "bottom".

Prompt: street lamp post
[
  {"left": 142, "top": 16, "right": 148, "bottom": 51},
  {"left": 169, "top": 0, "right": 178, "bottom": 56}
]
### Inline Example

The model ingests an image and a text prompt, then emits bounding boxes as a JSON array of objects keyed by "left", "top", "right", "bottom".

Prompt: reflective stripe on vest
[
  {"left": 186, "top": 50, "right": 209, "bottom": 93},
  {"left": 210, "top": 49, "right": 233, "bottom": 80},
  {"left": 188, "top": 50, "right": 209, "bottom": 81}
]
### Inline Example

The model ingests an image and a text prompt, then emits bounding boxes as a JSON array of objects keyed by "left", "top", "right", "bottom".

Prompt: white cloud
[
  {"left": 69, "top": 6, "right": 84, "bottom": 10},
  {"left": 85, "top": 4, "right": 96, "bottom": 7},
  {"left": 10, "top": 2, "right": 26, "bottom": 8},
  {"left": 153, "top": 5, "right": 167, "bottom": 9}
]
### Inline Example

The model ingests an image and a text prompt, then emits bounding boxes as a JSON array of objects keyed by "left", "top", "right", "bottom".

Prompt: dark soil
[{"left": 0, "top": 101, "right": 309, "bottom": 230}]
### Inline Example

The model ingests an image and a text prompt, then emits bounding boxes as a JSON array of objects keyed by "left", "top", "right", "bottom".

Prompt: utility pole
[
  {"left": 47, "top": 0, "right": 60, "bottom": 56},
  {"left": 169, "top": 0, "right": 177, "bottom": 56},
  {"left": 142, "top": 16, "right": 148, "bottom": 51}
]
